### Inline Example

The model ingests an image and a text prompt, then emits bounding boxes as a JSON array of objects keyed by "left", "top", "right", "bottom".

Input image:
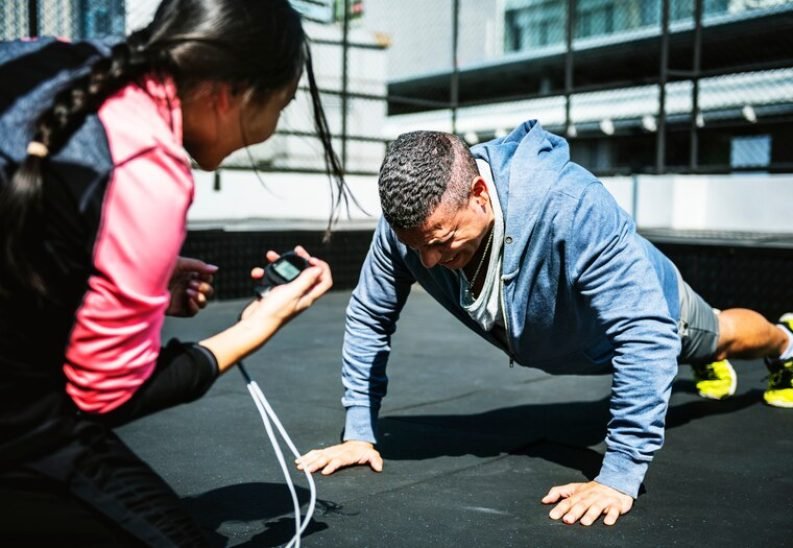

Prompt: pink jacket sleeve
[{"left": 63, "top": 78, "right": 194, "bottom": 414}]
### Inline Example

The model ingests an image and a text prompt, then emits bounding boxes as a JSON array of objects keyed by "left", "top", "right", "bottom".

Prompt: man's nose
[{"left": 419, "top": 248, "right": 440, "bottom": 268}]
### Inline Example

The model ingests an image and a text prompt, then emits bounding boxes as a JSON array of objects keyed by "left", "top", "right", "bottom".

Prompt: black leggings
[
  {"left": 0, "top": 342, "right": 219, "bottom": 546},
  {"left": 0, "top": 426, "right": 208, "bottom": 547}
]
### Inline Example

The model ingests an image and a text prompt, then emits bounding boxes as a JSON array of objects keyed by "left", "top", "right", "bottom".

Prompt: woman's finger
[{"left": 265, "top": 250, "right": 280, "bottom": 263}]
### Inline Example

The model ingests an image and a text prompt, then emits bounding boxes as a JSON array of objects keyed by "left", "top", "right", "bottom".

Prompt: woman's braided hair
[{"left": 0, "top": 31, "right": 152, "bottom": 296}]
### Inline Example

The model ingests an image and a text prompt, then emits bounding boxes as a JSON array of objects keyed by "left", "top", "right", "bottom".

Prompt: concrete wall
[
  {"left": 602, "top": 174, "right": 793, "bottom": 233},
  {"left": 188, "top": 169, "right": 793, "bottom": 235},
  {"left": 188, "top": 169, "right": 381, "bottom": 226},
  {"left": 363, "top": 0, "right": 503, "bottom": 80}
]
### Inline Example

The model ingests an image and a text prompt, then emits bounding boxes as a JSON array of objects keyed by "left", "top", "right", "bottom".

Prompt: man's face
[{"left": 395, "top": 180, "right": 492, "bottom": 270}]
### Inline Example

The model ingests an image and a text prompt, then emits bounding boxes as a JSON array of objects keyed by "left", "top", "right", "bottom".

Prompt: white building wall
[
  {"left": 189, "top": 169, "right": 793, "bottom": 234},
  {"left": 362, "top": 0, "right": 453, "bottom": 80},
  {"left": 362, "top": 0, "right": 503, "bottom": 80},
  {"left": 220, "top": 21, "right": 388, "bottom": 175},
  {"left": 187, "top": 169, "right": 381, "bottom": 226},
  {"left": 603, "top": 174, "right": 793, "bottom": 233},
  {"left": 126, "top": 0, "right": 160, "bottom": 30}
]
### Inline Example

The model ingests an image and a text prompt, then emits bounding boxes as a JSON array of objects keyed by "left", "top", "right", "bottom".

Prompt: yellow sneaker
[
  {"left": 764, "top": 362, "right": 793, "bottom": 408},
  {"left": 691, "top": 359, "right": 737, "bottom": 400},
  {"left": 764, "top": 313, "right": 793, "bottom": 408}
]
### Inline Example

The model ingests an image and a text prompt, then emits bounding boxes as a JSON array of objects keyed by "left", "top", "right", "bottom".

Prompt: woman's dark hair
[{"left": 0, "top": 0, "right": 348, "bottom": 296}]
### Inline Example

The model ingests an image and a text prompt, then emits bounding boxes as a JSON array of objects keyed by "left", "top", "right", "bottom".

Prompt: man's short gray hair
[{"left": 378, "top": 131, "right": 478, "bottom": 230}]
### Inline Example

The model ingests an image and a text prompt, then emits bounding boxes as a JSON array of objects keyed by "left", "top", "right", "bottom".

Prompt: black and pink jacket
[{"left": 0, "top": 38, "right": 218, "bottom": 466}]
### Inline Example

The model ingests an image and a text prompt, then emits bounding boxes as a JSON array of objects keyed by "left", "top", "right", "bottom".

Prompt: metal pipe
[
  {"left": 565, "top": 0, "right": 575, "bottom": 137},
  {"left": 277, "top": 129, "right": 389, "bottom": 144},
  {"left": 656, "top": 0, "right": 670, "bottom": 174},
  {"left": 27, "top": 0, "right": 39, "bottom": 37},
  {"left": 219, "top": 164, "right": 380, "bottom": 177},
  {"left": 690, "top": 0, "right": 703, "bottom": 171},
  {"left": 451, "top": 0, "right": 460, "bottom": 134},
  {"left": 311, "top": 38, "right": 387, "bottom": 50},
  {"left": 298, "top": 86, "right": 453, "bottom": 109},
  {"left": 341, "top": 0, "right": 350, "bottom": 168}
]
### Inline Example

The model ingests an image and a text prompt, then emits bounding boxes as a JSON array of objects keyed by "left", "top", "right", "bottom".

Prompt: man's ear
[{"left": 469, "top": 176, "right": 489, "bottom": 208}]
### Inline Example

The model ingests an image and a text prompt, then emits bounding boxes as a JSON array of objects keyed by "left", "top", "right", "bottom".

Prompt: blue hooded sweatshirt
[{"left": 341, "top": 121, "right": 682, "bottom": 497}]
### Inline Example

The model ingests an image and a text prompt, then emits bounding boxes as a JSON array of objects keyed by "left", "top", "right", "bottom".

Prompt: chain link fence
[
  {"left": 0, "top": 0, "right": 388, "bottom": 178},
  {"left": 3, "top": 0, "right": 793, "bottom": 175},
  {"left": 0, "top": 1, "right": 155, "bottom": 41}
]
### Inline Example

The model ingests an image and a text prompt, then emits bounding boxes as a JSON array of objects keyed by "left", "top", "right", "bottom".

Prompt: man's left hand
[
  {"left": 542, "top": 481, "right": 633, "bottom": 526},
  {"left": 167, "top": 257, "right": 218, "bottom": 317}
]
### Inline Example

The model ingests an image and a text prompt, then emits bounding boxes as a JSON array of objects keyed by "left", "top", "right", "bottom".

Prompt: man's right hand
[{"left": 296, "top": 440, "right": 383, "bottom": 475}]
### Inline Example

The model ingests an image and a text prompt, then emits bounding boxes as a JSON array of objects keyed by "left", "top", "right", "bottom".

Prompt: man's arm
[
  {"left": 544, "top": 181, "right": 679, "bottom": 524},
  {"left": 298, "top": 218, "right": 414, "bottom": 474}
]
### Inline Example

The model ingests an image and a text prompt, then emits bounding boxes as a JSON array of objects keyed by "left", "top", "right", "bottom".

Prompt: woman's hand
[
  {"left": 200, "top": 246, "right": 332, "bottom": 373},
  {"left": 241, "top": 245, "right": 333, "bottom": 325},
  {"left": 166, "top": 257, "right": 218, "bottom": 317}
]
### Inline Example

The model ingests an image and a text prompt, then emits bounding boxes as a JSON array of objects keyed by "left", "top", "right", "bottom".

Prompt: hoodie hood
[
  {"left": 0, "top": 38, "right": 115, "bottom": 164},
  {"left": 470, "top": 120, "right": 574, "bottom": 276}
]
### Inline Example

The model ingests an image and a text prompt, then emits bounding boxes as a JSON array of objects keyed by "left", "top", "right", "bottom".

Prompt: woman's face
[{"left": 182, "top": 76, "right": 300, "bottom": 171}]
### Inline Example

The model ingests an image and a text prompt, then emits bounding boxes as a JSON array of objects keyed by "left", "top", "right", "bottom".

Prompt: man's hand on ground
[
  {"left": 296, "top": 440, "right": 383, "bottom": 475},
  {"left": 542, "top": 481, "right": 633, "bottom": 526}
]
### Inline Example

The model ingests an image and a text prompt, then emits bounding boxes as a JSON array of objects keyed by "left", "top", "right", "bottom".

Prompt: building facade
[{"left": 365, "top": 0, "right": 793, "bottom": 174}]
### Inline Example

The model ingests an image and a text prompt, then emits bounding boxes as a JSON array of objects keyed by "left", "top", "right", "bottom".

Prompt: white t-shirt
[{"left": 459, "top": 159, "right": 506, "bottom": 342}]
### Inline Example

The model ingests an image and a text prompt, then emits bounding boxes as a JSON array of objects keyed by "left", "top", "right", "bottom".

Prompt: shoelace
[
  {"left": 692, "top": 362, "right": 718, "bottom": 381},
  {"left": 768, "top": 367, "right": 793, "bottom": 389}
]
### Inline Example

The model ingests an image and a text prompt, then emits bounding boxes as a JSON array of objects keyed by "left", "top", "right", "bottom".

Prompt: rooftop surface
[{"left": 118, "top": 288, "right": 793, "bottom": 547}]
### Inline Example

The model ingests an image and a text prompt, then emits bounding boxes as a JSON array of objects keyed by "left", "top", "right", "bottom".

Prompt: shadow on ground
[
  {"left": 376, "top": 384, "right": 762, "bottom": 480},
  {"left": 183, "top": 482, "right": 335, "bottom": 546}
]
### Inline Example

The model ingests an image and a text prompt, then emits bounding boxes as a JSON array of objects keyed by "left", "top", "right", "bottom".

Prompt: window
[
  {"left": 75, "top": 0, "right": 125, "bottom": 39},
  {"left": 577, "top": 2, "right": 615, "bottom": 38},
  {"left": 504, "top": 0, "right": 565, "bottom": 52},
  {"left": 640, "top": 0, "right": 659, "bottom": 26},
  {"left": 704, "top": 0, "right": 729, "bottom": 16},
  {"left": 730, "top": 135, "right": 772, "bottom": 169}
]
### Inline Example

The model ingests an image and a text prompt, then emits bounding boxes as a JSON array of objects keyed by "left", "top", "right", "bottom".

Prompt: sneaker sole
[
  {"left": 764, "top": 397, "right": 793, "bottom": 408},
  {"left": 768, "top": 316, "right": 793, "bottom": 407}
]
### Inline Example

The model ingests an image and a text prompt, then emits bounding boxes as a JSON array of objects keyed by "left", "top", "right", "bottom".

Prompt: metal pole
[
  {"left": 656, "top": 0, "right": 670, "bottom": 174},
  {"left": 451, "top": 0, "right": 460, "bottom": 134},
  {"left": 341, "top": 0, "right": 350, "bottom": 168},
  {"left": 689, "top": 0, "right": 703, "bottom": 171},
  {"left": 27, "top": 0, "right": 39, "bottom": 37},
  {"left": 565, "top": 0, "right": 575, "bottom": 137}
]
